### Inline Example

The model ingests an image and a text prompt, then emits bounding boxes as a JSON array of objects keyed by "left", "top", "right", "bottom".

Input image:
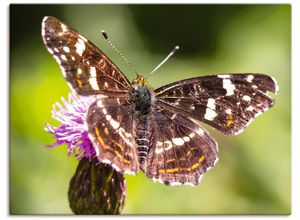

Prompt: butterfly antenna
[
  {"left": 101, "top": 30, "right": 139, "bottom": 77},
  {"left": 148, "top": 45, "right": 180, "bottom": 77}
]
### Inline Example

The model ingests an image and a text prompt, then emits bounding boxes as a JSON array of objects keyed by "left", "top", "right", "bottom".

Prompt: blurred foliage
[{"left": 10, "top": 4, "right": 291, "bottom": 214}]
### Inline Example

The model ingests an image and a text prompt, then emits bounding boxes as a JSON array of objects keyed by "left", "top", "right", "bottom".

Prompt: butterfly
[{"left": 41, "top": 16, "right": 279, "bottom": 186}]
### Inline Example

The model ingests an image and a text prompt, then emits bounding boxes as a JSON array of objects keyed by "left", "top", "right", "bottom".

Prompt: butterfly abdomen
[{"left": 135, "top": 123, "right": 151, "bottom": 164}]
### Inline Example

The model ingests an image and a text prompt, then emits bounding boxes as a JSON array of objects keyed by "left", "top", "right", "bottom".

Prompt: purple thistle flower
[{"left": 44, "top": 92, "right": 99, "bottom": 160}]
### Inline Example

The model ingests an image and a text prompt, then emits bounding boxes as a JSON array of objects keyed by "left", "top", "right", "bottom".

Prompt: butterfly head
[{"left": 132, "top": 75, "right": 149, "bottom": 89}]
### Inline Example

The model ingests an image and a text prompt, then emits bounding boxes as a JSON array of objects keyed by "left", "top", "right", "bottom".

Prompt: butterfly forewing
[
  {"left": 143, "top": 107, "right": 218, "bottom": 186},
  {"left": 42, "top": 16, "right": 131, "bottom": 96},
  {"left": 155, "top": 74, "right": 278, "bottom": 135}
]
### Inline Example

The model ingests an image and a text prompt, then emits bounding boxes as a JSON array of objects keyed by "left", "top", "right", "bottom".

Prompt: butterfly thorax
[
  {"left": 130, "top": 75, "right": 154, "bottom": 116},
  {"left": 132, "top": 86, "right": 152, "bottom": 115}
]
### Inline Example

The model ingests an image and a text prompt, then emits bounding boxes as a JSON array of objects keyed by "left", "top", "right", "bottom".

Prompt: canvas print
[{"left": 10, "top": 4, "right": 291, "bottom": 214}]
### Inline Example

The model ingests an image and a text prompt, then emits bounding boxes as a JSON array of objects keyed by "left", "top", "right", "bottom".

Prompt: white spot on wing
[
  {"left": 60, "top": 68, "right": 67, "bottom": 78},
  {"left": 170, "top": 182, "right": 182, "bottom": 186},
  {"left": 97, "top": 100, "right": 103, "bottom": 107},
  {"left": 204, "top": 109, "right": 217, "bottom": 121},
  {"left": 47, "top": 48, "right": 54, "bottom": 54},
  {"left": 183, "top": 136, "right": 190, "bottom": 142},
  {"left": 94, "top": 145, "right": 100, "bottom": 156},
  {"left": 41, "top": 17, "right": 47, "bottom": 37},
  {"left": 105, "top": 114, "right": 112, "bottom": 121},
  {"left": 246, "top": 75, "right": 254, "bottom": 82},
  {"left": 90, "top": 66, "right": 97, "bottom": 77},
  {"left": 204, "top": 98, "right": 217, "bottom": 121},
  {"left": 152, "top": 177, "right": 164, "bottom": 184},
  {"left": 223, "top": 79, "right": 236, "bottom": 96},
  {"left": 218, "top": 74, "right": 230, "bottom": 78},
  {"left": 61, "top": 23, "right": 68, "bottom": 32},
  {"left": 172, "top": 138, "right": 184, "bottom": 146},
  {"left": 89, "top": 78, "right": 99, "bottom": 90},
  {"left": 63, "top": 46, "right": 70, "bottom": 53},
  {"left": 225, "top": 108, "right": 232, "bottom": 114},
  {"left": 110, "top": 119, "right": 120, "bottom": 129},
  {"left": 101, "top": 159, "right": 111, "bottom": 164},
  {"left": 66, "top": 82, "right": 73, "bottom": 89},
  {"left": 75, "top": 38, "right": 86, "bottom": 56},
  {"left": 124, "top": 170, "right": 137, "bottom": 175},
  {"left": 189, "top": 132, "right": 195, "bottom": 138},
  {"left": 111, "top": 164, "right": 121, "bottom": 172},
  {"left": 246, "top": 106, "right": 254, "bottom": 111},
  {"left": 242, "top": 95, "right": 251, "bottom": 102},
  {"left": 53, "top": 55, "right": 61, "bottom": 65},
  {"left": 207, "top": 98, "right": 216, "bottom": 110},
  {"left": 61, "top": 54, "right": 67, "bottom": 61}
]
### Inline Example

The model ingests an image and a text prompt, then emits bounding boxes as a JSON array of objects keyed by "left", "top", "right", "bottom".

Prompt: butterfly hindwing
[
  {"left": 86, "top": 97, "right": 139, "bottom": 174},
  {"left": 42, "top": 16, "right": 131, "bottom": 96},
  {"left": 155, "top": 74, "right": 278, "bottom": 135},
  {"left": 143, "top": 107, "right": 218, "bottom": 186}
]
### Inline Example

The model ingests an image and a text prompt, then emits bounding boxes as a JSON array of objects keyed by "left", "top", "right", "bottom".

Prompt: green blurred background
[{"left": 10, "top": 4, "right": 291, "bottom": 214}]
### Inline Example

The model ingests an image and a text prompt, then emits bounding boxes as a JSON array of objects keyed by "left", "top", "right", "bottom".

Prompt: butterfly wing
[
  {"left": 86, "top": 97, "right": 139, "bottom": 174},
  {"left": 155, "top": 74, "right": 278, "bottom": 135},
  {"left": 42, "top": 16, "right": 131, "bottom": 96},
  {"left": 142, "top": 107, "right": 218, "bottom": 186}
]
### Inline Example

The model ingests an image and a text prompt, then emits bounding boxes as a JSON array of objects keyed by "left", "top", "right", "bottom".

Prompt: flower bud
[{"left": 68, "top": 158, "right": 126, "bottom": 214}]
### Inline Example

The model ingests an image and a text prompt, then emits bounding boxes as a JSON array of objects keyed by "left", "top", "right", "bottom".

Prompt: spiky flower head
[{"left": 44, "top": 93, "right": 97, "bottom": 160}]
